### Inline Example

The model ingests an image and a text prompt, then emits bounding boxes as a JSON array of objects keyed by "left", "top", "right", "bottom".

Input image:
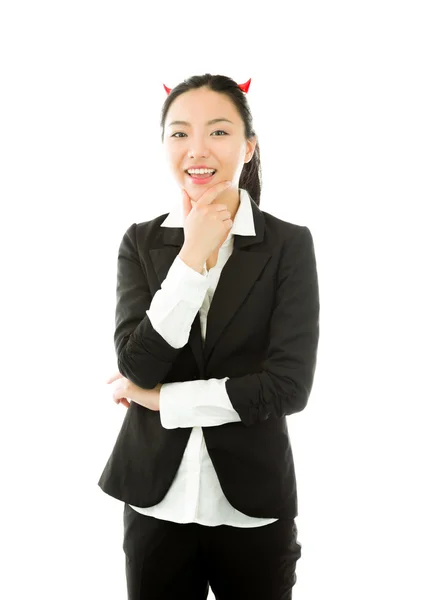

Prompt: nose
[{"left": 187, "top": 134, "right": 210, "bottom": 159}]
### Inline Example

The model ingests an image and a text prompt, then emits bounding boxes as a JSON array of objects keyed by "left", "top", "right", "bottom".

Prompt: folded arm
[
  {"left": 117, "top": 223, "right": 319, "bottom": 429},
  {"left": 159, "top": 226, "right": 319, "bottom": 428}
]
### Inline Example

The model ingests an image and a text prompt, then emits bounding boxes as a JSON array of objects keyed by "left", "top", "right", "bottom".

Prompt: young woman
[{"left": 98, "top": 73, "right": 320, "bottom": 600}]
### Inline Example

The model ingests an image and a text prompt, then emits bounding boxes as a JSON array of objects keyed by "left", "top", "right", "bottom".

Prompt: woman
[{"left": 98, "top": 73, "right": 320, "bottom": 600}]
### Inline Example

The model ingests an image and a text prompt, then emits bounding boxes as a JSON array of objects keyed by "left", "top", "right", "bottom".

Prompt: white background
[{"left": 1, "top": 1, "right": 425, "bottom": 598}]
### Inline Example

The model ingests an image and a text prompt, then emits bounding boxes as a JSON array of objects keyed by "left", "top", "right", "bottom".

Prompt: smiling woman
[
  {"left": 98, "top": 73, "right": 319, "bottom": 600},
  {"left": 161, "top": 75, "right": 261, "bottom": 220}
]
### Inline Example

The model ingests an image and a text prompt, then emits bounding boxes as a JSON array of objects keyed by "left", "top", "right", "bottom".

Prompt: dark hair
[{"left": 160, "top": 73, "right": 262, "bottom": 206}]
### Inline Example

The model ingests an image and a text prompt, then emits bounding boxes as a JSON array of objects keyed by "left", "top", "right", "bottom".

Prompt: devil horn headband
[{"left": 163, "top": 78, "right": 251, "bottom": 95}]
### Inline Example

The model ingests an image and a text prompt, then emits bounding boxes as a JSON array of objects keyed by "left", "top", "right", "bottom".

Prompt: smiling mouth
[{"left": 185, "top": 170, "right": 216, "bottom": 178}]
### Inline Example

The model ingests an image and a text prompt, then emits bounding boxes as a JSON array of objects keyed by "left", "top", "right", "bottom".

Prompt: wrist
[
  {"left": 155, "top": 387, "right": 161, "bottom": 411},
  {"left": 134, "top": 386, "right": 161, "bottom": 411},
  {"left": 179, "top": 246, "right": 205, "bottom": 274}
]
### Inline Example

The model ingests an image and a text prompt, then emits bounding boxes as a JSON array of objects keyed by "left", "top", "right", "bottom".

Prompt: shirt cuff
[
  {"left": 159, "top": 377, "right": 241, "bottom": 429},
  {"left": 161, "top": 254, "right": 209, "bottom": 306},
  {"left": 145, "top": 255, "right": 210, "bottom": 348}
]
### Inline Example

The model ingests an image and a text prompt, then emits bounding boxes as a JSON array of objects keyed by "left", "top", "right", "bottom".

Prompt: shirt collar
[{"left": 160, "top": 188, "right": 256, "bottom": 247}]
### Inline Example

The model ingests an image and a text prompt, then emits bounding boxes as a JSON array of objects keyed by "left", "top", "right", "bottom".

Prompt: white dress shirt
[{"left": 129, "top": 188, "right": 278, "bottom": 527}]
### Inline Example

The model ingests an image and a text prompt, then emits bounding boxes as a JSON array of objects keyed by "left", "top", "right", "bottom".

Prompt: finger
[
  {"left": 106, "top": 371, "right": 123, "bottom": 384},
  {"left": 181, "top": 188, "right": 196, "bottom": 205},
  {"left": 197, "top": 181, "right": 232, "bottom": 206},
  {"left": 113, "top": 396, "right": 130, "bottom": 408}
]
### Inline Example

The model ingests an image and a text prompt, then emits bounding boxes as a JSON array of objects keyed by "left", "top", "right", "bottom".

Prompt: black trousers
[{"left": 123, "top": 502, "right": 302, "bottom": 600}]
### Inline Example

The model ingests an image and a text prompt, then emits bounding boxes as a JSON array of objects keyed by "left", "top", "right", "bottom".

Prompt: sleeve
[
  {"left": 159, "top": 377, "right": 242, "bottom": 429},
  {"left": 114, "top": 223, "right": 207, "bottom": 389},
  {"left": 225, "top": 225, "right": 320, "bottom": 427},
  {"left": 146, "top": 255, "right": 210, "bottom": 348}
]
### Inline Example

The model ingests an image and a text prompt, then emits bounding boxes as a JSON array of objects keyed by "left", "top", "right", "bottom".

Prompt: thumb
[{"left": 181, "top": 188, "right": 194, "bottom": 218}]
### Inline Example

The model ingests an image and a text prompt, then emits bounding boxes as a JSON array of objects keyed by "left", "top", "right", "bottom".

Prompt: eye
[{"left": 170, "top": 130, "right": 228, "bottom": 138}]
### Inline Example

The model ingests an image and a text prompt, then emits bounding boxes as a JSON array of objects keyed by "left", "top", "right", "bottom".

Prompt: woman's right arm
[
  {"left": 114, "top": 223, "right": 181, "bottom": 390},
  {"left": 114, "top": 223, "right": 209, "bottom": 390}
]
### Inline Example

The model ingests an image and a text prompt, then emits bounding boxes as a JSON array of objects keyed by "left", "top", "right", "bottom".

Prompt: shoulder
[
  {"left": 119, "top": 212, "right": 170, "bottom": 249},
  {"left": 259, "top": 207, "right": 314, "bottom": 249}
]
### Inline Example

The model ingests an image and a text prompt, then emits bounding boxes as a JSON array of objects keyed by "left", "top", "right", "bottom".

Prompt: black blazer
[{"left": 98, "top": 196, "right": 320, "bottom": 519}]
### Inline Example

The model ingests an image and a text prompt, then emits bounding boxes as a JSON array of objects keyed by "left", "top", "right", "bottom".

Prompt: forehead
[{"left": 165, "top": 88, "right": 240, "bottom": 125}]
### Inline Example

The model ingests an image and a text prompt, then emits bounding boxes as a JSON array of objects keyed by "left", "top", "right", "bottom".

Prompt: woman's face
[{"left": 163, "top": 87, "right": 256, "bottom": 199}]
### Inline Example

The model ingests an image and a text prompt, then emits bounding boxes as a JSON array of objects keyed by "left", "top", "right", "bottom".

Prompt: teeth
[{"left": 187, "top": 168, "right": 215, "bottom": 175}]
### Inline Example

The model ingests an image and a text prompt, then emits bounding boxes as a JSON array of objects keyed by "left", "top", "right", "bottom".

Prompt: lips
[{"left": 185, "top": 170, "right": 216, "bottom": 185}]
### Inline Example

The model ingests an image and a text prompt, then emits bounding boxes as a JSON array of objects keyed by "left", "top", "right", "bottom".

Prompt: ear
[{"left": 245, "top": 135, "right": 257, "bottom": 162}]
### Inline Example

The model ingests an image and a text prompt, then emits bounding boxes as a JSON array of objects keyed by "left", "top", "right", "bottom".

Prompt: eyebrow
[{"left": 167, "top": 118, "right": 234, "bottom": 127}]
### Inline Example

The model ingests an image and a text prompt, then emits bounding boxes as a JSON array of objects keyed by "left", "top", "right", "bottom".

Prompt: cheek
[
  {"left": 220, "top": 144, "right": 240, "bottom": 164},
  {"left": 170, "top": 150, "right": 185, "bottom": 172},
  {"left": 164, "top": 156, "right": 182, "bottom": 176},
  {"left": 163, "top": 143, "right": 180, "bottom": 164}
]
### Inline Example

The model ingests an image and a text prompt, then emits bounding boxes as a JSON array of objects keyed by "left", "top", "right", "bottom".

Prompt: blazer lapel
[{"left": 149, "top": 198, "right": 271, "bottom": 373}]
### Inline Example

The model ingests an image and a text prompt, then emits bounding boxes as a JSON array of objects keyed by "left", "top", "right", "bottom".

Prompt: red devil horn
[
  {"left": 238, "top": 78, "right": 251, "bottom": 93},
  {"left": 164, "top": 79, "right": 251, "bottom": 95}
]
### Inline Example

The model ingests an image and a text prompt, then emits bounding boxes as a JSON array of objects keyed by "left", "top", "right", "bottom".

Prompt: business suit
[
  {"left": 127, "top": 188, "right": 281, "bottom": 528},
  {"left": 98, "top": 189, "right": 320, "bottom": 598}
]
